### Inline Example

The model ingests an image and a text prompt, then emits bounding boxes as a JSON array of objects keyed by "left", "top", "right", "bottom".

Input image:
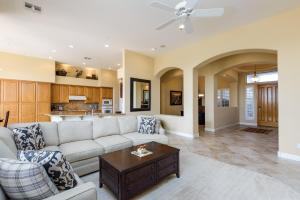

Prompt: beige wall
[
  {"left": 160, "top": 69, "right": 183, "bottom": 116},
  {"left": 123, "top": 49, "right": 159, "bottom": 115},
  {"left": 154, "top": 6, "right": 300, "bottom": 156},
  {"left": 0, "top": 52, "right": 55, "bottom": 82}
]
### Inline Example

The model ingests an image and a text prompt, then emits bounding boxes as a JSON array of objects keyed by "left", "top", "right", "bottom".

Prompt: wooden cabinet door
[
  {"left": 257, "top": 84, "right": 278, "bottom": 127},
  {"left": 84, "top": 87, "right": 93, "bottom": 103},
  {"left": 2, "top": 80, "right": 19, "bottom": 124},
  {"left": 2, "top": 80, "right": 18, "bottom": 102},
  {"left": 36, "top": 83, "right": 51, "bottom": 103},
  {"left": 19, "top": 81, "right": 36, "bottom": 123},
  {"left": 92, "top": 87, "right": 100, "bottom": 103},
  {"left": 69, "top": 85, "right": 77, "bottom": 96},
  {"left": 2, "top": 103, "right": 19, "bottom": 124},
  {"left": 36, "top": 83, "right": 51, "bottom": 122},
  {"left": 60, "top": 85, "right": 69, "bottom": 103},
  {"left": 77, "top": 86, "right": 85, "bottom": 96},
  {"left": 51, "top": 84, "right": 60, "bottom": 103},
  {"left": 102, "top": 88, "right": 113, "bottom": 99}
]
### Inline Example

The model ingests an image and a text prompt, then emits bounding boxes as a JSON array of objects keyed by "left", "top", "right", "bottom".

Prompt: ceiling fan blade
[
  {"left": 192, "top": 8, "right": 224, "bottom": 17},
  {"left": 185, "top": 0, "right": 200, "bottom": 9},
  {"left": 150, "top": 2, "right": 175, "bottom": 13},
  {"left": 156, "top": 18, "right": 178, "bottom": 30},
  {"left": 184, "top": 17, "right": 193, "bottom": 34}
]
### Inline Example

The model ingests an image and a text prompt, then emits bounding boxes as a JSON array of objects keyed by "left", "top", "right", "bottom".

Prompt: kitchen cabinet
[
  {"left": 77, "top": 86, "right": 85, "bottom": 96},
  {"left": 19, "top": 81, "right": 36, "bottom": 123},
  {"left": 36, "top": 83, "right": 51, "bottom": 122},
  {"left": 51, "top": 84, "right": 60, "bottom": 103},
  {"left": 69, "top": 85, "right": 77, "bottom": 96},
  {"left": 51, "top": 84, "right": 69, "bottom": 103},
  {"left": 60, "top": 85, "right": 69, "bottom": 103},
  {"left": 1, "top": 80, "right": 19, "bottom": 124},
  {"left": 84, "top": 87, "right": 93, "bottom": 103},
  {"left": 101, "top": 87, "right": 113, "bottom": 99},
  {"left": 92, "top": 87, "right": 100, "bottom": 103}
]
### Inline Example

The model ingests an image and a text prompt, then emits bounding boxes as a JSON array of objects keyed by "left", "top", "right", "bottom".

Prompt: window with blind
[
  {"left": 217, "top": 88, "right": 230, "bottom": 107},
  {"left": 245, "top": 85, "right": 255, "bottom": 120}
]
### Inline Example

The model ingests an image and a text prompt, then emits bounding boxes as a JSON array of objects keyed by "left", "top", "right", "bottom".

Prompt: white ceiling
[{"left": 0, "top": 0, "right": 299, "bottom": 69}]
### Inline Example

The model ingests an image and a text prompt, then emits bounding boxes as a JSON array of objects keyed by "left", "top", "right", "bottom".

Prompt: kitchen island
[{"left": 46, "top": 111, "right": 123, "bottom": 122}]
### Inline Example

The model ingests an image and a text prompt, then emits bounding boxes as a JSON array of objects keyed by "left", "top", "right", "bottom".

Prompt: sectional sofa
[{"left": 0, "top": 115, "right": 168, "bottom": 200}]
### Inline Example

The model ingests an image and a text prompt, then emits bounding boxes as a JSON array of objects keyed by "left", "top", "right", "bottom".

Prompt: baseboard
[
  {"left": 167, "top": 130, "right": 194, "bottom": 138},
  {"left": 204, "top": 128, "right": 216, "bottom": 132},
  {"left": 215, "top": 123, "right": 239, "bottom": 131},
  {"left": 239, "top": 122, "right": 258, "bottom": 127},
  {"left": 278, "top": 151, "right": 300, "bottom": 162}
]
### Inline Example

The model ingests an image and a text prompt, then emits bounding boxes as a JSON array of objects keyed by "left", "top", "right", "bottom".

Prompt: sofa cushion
[
  {"left": 0, "top": 158, "right": 59, "bottom": 200},
  {"left": 18, "top": 150, "right": 77, "bottom": 191},
  {"left": 12, "top": 124, "right": 46, "bottom": 150},
  {"left": 8, "top": 122, "right": 60, "bottom": 146},
  {"left": 0, "top": 127, "right": 17, "bottom": 154},
  {"left": 0, "top": 140, "right": 16, "bottom": 159},
  {"left": 59, "top": 140, "right": 104, "bottom": 163},
  {"left": 43, "top": 145, "right": 61, "bottom": 152},
  {"left": 94, "top": 135, "right": 133, "bottom": 153},
  {"left": 58, "top": 121, "right": 93, "bottom": 144},
  {"left": 93, "top": 117, "right": 120, "bottom": 139},
  {"left": 118, "top": 116, "right": 138, "bottom": 134},
  {"left": 123, "top": 132, "right": 169, "bottom": 146}
]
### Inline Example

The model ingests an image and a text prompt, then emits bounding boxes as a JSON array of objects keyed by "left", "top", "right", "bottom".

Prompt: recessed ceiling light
[
  {"left": 178, "top": 24, "right": 185, "bottom": 30},
  {"left": 151, "top": 48, "right": 156, "bottom": 51},
  {"left": 104, "top": 44, "right": 110, "bottom": 48},
  {"left": 51, "top": 49, "right": 57, "bottom": 53},
  {"left": 83, "top": 62, "right": 86, "bottom": 65},
  {"left": 117, "top": 64, "right": 121, "bottom": 66},
  {"left": 68, "top": 45, "right": 74, "bottom": 48},
  {"left": 48, "top": 56, "right": 53, "bottom": 60}
]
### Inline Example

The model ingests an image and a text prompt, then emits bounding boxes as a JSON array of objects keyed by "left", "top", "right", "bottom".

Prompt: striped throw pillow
[{"left": 0, "top": 158, "right": 59, "bottom": 200}]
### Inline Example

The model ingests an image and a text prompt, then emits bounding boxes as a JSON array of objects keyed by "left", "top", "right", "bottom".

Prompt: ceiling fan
[{"left": 150, "top": 0, "right": 224, "bottom": 33}]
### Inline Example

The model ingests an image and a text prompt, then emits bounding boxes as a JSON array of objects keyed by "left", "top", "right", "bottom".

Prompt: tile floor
[{"left": 168, "top": 125, "right": 300, "bottom": 192}]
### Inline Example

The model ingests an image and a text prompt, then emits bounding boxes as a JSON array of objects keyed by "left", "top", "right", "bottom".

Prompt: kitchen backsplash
[{"left": 52, "top": 101, "right": 99, "bottom": 111}]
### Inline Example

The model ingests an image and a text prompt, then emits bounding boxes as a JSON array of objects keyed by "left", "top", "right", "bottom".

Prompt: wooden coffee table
[{"left": 99, "top": 142, "right": 180, "bottom": 200}]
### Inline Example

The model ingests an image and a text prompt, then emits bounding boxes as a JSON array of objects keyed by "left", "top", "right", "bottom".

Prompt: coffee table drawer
[
  {"left": 126, "top": 163, "right": 155, "bottom": 184},
  {"left": 158, "top": 163, "right": 177, "bottom": 180},
  {"left": 158, "top": 154, "right": 177, "bottom": 170}
]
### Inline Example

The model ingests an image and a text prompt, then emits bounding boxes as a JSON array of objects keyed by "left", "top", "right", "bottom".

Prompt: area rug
[
  {"left": 242, "top": 127, "right": 272, "bottom": 134},
  {"left": 81, "top": 150, "right": 300, "bottom": 200}
]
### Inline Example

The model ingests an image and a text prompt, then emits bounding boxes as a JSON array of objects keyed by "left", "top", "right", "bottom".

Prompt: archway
[{"left": 194, "top": 50, "right": 277, "bottom": 133}]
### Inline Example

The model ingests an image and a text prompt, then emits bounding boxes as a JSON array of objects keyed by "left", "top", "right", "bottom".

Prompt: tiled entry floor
[{"left": 168, "top": 126, "right": 300, "bottom": 192}]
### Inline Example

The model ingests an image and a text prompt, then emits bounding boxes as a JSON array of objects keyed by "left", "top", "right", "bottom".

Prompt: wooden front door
[{"left": 257, "top": 83, "right": 278, "bottom": 127}]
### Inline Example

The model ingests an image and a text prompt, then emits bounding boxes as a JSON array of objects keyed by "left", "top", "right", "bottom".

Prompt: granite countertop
[
  {"left": 46, "top": 110, "right": 125, "bottom": 117},
  {"left": 46, "top": 110, "right": 102, "bottom": 117}
]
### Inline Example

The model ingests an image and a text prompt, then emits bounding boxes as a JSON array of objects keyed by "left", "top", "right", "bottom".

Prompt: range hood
[{"left": 69, "top": 96, "right": 87, "bottom": 101}]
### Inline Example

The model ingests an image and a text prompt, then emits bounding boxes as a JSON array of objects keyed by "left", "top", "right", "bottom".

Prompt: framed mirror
[{"left": 130, "top": 78, "right": 151, "bottom": 112}]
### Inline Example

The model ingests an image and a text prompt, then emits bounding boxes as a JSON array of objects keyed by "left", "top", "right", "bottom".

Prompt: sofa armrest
[{"left": 45, "top": 182, "right": 97, "bottom": 200}]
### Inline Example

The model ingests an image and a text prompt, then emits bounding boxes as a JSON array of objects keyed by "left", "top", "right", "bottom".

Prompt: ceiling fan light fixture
[{"left": 178, "top": 24, "right": 185, "bottom": 30}]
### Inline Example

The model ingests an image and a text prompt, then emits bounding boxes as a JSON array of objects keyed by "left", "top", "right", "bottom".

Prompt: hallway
[{"left": 168, "top": 126, "right": 300, "bottom": 192}]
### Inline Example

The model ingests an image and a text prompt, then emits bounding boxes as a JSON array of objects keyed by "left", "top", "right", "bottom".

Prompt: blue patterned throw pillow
[
  {"left": 12, "top": 124, "right": 46, "bottom": 150},
  {"left": 138, "top": 117, "right": 156, "bottom": 134},
  {"left": 0, "top": 158, "right": 59, "bottom": 200},
  {"left": 18, "top": 150, "right": 77, "bottom": 191}
]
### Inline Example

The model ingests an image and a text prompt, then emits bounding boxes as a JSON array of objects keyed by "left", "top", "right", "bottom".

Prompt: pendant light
[{"left": 252, "top": 64, "right": 259, "bottom": 83}]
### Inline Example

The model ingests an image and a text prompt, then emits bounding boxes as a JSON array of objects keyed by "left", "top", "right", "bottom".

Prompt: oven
[
  {"left": 102, "top": 99, "right": 113, "bottom": 114},
  {"left": 102, "top": 99, "right": 113, "bottom": 106}
]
